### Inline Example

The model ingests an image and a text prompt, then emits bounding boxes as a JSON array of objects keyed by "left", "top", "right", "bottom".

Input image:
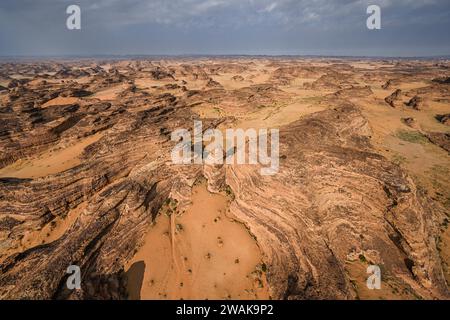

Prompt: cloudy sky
[{"left": 0, "top": 0, "right": 449, "bottom": 57}]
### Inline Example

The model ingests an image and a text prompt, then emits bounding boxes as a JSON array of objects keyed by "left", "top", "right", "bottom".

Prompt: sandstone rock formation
[
  {"left": 426, "top": 132, "right": 450, "bottom": 153},
  {"left": 402, "top": 117, "right": 417, "bottom": 128},
  {"left": 0, "top": 58, "right": 449, "bottom": 300},
  {"left": 405, "top": 96, "right": 423, "bottom": 110},
  {"left": 385, "top": 89, "right": 402, "bottom": 108},
  {"left": 436, "top": 114, "right": 450, "bottom": 126}
]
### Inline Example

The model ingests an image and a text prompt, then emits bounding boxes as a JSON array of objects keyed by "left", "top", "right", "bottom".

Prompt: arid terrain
[{"left": 0, "top": 57, "right": 449, "bottom": 300}]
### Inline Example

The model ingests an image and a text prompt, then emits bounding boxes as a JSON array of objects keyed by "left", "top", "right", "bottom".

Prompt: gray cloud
[{"left": 0, "top": 0, "right": 449, "bottom": 56}]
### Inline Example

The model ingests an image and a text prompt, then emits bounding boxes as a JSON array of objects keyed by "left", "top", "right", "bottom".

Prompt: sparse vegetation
[
  {"left": 255, "top": 278, "right": 264, "bottom": 288},
  {"left": 213, "top": 106, "right": 224, "bottom": 116},
  {"left": 443, "top": 218, "right": 449, "bottom": 229},
  {"left": 395, "top": 130, "right": 429, "bottom": 144},
  {"left": 425, "top": 165, "right": 450, "bottom": 210},
  {"left": 255, "top": 263, "right": 268, "bottom": 274},
  {"left": 224, "top": 185, "right": 235, "bottom": 201},
  {"left": 261, "top": 263, "right": 267, "bottom": 273},
  {"left": 391, "top": 153, "right": 407, "bottom": 166},
  {"left": 160, "top": 198, "right": 179, "bottom": 217},
  {"left": 358, "top": 254, "right": 367, "bottom": 263},
  {"left": 301, "top": 96, "right": 323, "bottom": 103}
]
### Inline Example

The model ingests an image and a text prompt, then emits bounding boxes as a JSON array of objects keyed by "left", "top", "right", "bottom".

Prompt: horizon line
[{"left": 0, "top": 53, "right": 449, "bottom": 61}]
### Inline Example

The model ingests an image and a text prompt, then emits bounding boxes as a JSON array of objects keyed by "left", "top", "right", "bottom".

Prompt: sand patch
[
  {"left": 91, "top": 85, "right": 126, "bottom": 101},
  {"left": 0, "top": 133, "right": 103, "bottom": 179},
  {"left": 125, "top": 181, "right": 269, "bottom": 300},
  {"left": 238, "top": 100, "right": 325, "bottom": 130},
  {"left": 210, "top": 74, "right": 254, "bottom": 90},
  {"left": 0, "top": 202, "right": 87, "bottom": 263},
  {"left": 191, "top": 104, "right": 225, "bottom": 119},
  {"left": 21, "top": 202, "right": 86, "bottom": 250},
  {"left": 42, "top": 96, "right": 80, "bottom": 108},
  {"left": 135, "top": 78, "right": 176, "bottom": 90},
  {"left": 345, "top": 261, "right": 416, "bottom": 300},
  {"left": 382, "top": 134, "right": 448, "bottom": 174}
]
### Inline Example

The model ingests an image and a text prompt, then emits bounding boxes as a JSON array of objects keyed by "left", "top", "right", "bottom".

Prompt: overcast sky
[{"left": 0, "top": 0, "right": 449, "bottom": 57}]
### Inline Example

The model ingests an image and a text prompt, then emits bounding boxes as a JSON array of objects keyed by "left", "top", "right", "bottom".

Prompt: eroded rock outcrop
[
  {"left": 0, "top": 59, "right": 448, "bottom": 300},
  {"left": 227, "top": 104, "right": 448, "bottom": 299},
  {"left": 426, "top": 132, "right": 450, "bottom": 153},
  {"left": 436, "top": 114, "right": 450, "bottom": 126},
  {"left": 385, "top": 89, "right": 402, "bottom": 108},
  {"left": 405, "top": 96, "right": 423, "bottom": 110}
]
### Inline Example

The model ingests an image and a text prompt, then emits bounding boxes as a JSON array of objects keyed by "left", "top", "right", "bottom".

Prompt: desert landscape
[{"left": 0, "top": 57, "right": 449, "bottom": 300}]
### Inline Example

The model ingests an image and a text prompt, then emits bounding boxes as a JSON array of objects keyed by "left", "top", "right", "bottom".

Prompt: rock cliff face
[
  {"left": 0, "top": 59, "right": 448, "bottom": 299},
  {"left": 227, "top": 103, "right": 447, "bottom": 299},
  {"left": 0, "top": 89, "right": 187, "bottom": 299}
]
